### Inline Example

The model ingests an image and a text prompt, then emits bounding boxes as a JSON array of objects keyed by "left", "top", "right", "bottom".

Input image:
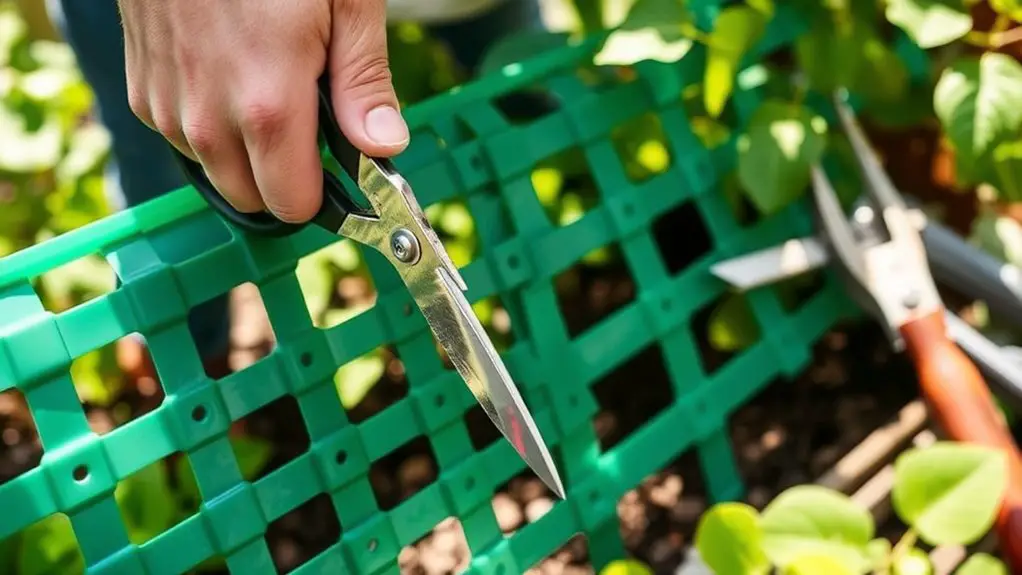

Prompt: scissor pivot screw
[{"left": 390, "top": 229, "right": 421, "bottom": 264}]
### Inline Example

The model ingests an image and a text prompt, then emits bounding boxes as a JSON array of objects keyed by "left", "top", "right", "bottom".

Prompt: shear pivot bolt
[{"left": 390, "top": 229, "right": 421, "bottom": 264}]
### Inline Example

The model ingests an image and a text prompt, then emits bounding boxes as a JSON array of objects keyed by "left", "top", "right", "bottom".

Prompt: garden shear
[
  {"left": 711, "top": 94, "right": 1022, "bottom": 567},
  {"left": 172, "top": 75, "right": 565, "bottom": 499}
]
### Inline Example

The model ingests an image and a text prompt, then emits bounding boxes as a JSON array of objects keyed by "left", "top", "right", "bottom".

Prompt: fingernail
[{"left": 365, "top": 105, "right": 409, "bottom": 147}]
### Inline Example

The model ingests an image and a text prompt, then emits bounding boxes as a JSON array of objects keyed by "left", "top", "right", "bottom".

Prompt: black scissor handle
[{"left": 171, "top": 74, "right": 362, "bottom": 237}]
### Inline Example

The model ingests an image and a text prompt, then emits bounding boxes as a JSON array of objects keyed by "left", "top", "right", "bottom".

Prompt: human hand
[{"left": 118, "top": 0, "right": 409, "bottom": 223}]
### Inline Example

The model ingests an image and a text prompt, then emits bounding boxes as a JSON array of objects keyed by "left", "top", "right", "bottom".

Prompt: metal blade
[
  {"left": 710, "top": 236, "right": 830, "bottom": 290},
  {"left": 422, "top": 266, "right": 565, "bottom": 499}
]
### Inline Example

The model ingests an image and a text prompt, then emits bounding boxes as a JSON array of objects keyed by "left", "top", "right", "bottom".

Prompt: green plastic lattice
[{"left": 0, "top": 3, "right": 928, "bottom": 573}]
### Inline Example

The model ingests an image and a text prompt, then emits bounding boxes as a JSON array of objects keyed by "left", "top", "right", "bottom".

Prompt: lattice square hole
[
  {"left": 531, "top": 146, "right": 601, "bottom": 228},
  {"left": 116, "top": 452, "right": 197, "bottom": 545},
  {"left": 337, "top": 346, "right": 408, "bottom": 424},
  {"left": 70, "top": 333, "right": 166, "bottom": 436},
  {"left": 0, "top": 388, "right": 41, "bottom": 486},
  {"left": 232, "top": 394, "right": 311, "bottom": 483},
  {"left": 398, "top": 516, "right": 472, "bottom": 575},
  {"left": 264, "top": 492, "right": 342, "bottom": 574},
  {"left": 611, "top": 112, "right": 673, "bottom": 184},
  {"left": 553, "top": 244, "right": 636, "bottom": 339},
  {"left": 591, "top": 344, "right": 674, "bottom": 451},
  {"left": 689, "top": 292, "right": 762, "bottom": 376},
  {"left": 652, "top": 200, "right": 713, "bottom": 276},
  {"left": 369, "top": 435, "right": 439, "bottom": 511}
]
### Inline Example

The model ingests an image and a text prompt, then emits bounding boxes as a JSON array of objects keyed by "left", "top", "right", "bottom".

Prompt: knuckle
[
  {"left": 150, "top": 108, "right": 181, "bottom": 140},
  {"left": 126, "top": 85, "right": 151, "bottom": 124},
  {"left": 181, "top": 117, "right": 218, "bottom": 157},
  {"left": 238, "top": 97, "right": 288, "bottom": 140},
  {"left": 342, "top": 53, "right": 393, "bottom": 92}
]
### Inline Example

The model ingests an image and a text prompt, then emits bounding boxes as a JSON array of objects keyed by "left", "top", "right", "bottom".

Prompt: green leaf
[
  {"left": 595, "top": 0, "right": 695, "bottom": 66},
  {"left": 694, "top": 502, "right": 770, "bottom": 575},
  {"left": 885, "top": 0, "right": 973, "bottom": 48},
  {"left": 760, "top": 485, "right": 874, "bottom": 571},
  {"left": 0, "top": 103, "right": 63, "bottom": 173},
  {"left": 893, "top": 547, "right": 933, "bottom": 575},
  {"left": 618, "top": 0, "right": 694, "bottom": 39},
  {"left": 892, "top": 442, "right": 1008, "bottom": 546},
  {"left": 795, "top": 18, "right": 907, "bottom": 104},
  {"left": 231, "top": 435, "right": 273, "bottom": 481},
  {"left": 934, "top": 53, "right": 1022, "bottom": 176},
  {"left": 955, "top": 553, "right": 1008, "bottom": 575},
  {"left": 992, "top": 140, "right": 1022, "bottom": 202},
  {"left": 479, "top": 30, "right": 571, "bottom": 75},
  {"left": 594, "top": 28, "right": 692, "bottom": 66},
  {"left": 866, "top": 539, "right": 892, "bottom": 572},
  {"left": 115, "top": 462, "right": 177, "bottom": 545},
  {"left": 708, "top": 293, "right": 760, "bottom": 352},
  {"left": 704, "top": 6, "right": 768, "bottom": 118},
  {"left": 0, "top": 5, "right": 28, "bottom": 68},
  {"left": 783, "top": 554, "right": 857, "bottom": 575},
  {"left": 17, "top": 515, "right": 84, "bottom": 575},
  {"left": 969, "top": 211, "right": 1022, "bottom": 269},
  {"left": 335, "top": 352, "right": 386, "bottom": 409},
  {"left": 599, "top": 559, "right": 655, "bottom": 575},
  {"left": 989, "top": 0, "right": 1022, "bottom": 22},
  {"left": 737, "top": 100, "right": 828, "bottom": 216}
]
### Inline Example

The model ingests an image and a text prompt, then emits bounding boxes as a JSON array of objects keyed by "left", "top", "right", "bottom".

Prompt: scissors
[
  {"left": 171, "top": 74, "right": 565, "bottom": 499},
  {"left": 711, "top": 93, "right": 1022, "bottom": 567}
]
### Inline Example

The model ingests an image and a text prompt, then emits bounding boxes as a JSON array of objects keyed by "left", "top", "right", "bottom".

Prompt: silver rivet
[
  {"left": 853, "top": 206, "right": 874, "bottom": 226},
  {"left": 390, "top": 229, "right": 420, "bottom": 264},
  {"left": 902, "top": 288, "right": 920, "bottom": 309}
]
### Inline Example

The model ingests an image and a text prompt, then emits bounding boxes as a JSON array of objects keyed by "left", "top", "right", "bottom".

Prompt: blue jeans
[{"left": 47, "top": 0, "right": 541, "bottom": 361}]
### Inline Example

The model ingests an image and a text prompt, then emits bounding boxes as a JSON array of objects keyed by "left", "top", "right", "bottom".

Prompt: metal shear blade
[
  {"left": 172, "top": 75, "right": 564, "bottom": 499},
  {"left": 341, "top": 155, "right": 566, "bottom": 499},
  {"left": 813, "top": 96, "right": 942, "bottom": 348}
]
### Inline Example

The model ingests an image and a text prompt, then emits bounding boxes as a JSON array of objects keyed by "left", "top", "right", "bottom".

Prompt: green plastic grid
[{"left": 0, "top": 3, "right": 927, "bottom": 573}]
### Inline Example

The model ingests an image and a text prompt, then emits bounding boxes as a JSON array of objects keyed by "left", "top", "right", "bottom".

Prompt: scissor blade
[
  {"left": 710, "top": 237, "right": 830, "bottom": 290},
  {"left": 419, "top": 266, "right": 565, "bottom": 499}
]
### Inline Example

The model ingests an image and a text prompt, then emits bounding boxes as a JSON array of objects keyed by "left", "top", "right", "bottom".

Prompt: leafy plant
[{"left": 693, "top": 442, "right": 1010, "bottom": 574}]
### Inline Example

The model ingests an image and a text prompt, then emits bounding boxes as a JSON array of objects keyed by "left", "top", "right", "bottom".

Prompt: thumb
[{"left": 329, "top": 0, "right": 409, "bottom": 158}]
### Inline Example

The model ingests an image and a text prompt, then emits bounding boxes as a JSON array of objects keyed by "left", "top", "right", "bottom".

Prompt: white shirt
[{"left": 386, "top": 0, "right": 504, "bottom": 24}]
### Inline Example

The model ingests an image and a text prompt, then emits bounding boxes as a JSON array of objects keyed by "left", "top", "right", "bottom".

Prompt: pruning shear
[
  {"left": 172, "top": 75, "right": 565, "bottom": 499},
  {"left": 711, "top": 93, "right": 1022, "bottom": 566}
]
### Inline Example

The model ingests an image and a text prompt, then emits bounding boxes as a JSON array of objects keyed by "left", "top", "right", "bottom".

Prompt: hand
[{"left": 118, "top": 0, "right": 410, "bottom": 223}]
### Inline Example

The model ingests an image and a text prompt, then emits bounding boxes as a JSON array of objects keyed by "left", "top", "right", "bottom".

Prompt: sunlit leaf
[
  {"left": 737, "top": 100, "right": 828, "bottom": 216},
  {"left": 599, "top": 558, "right": 654, "bottom": 575},
  {"left": 439, "top": 203, "right": 475, "bottom": 239},
  {"left": 594, "top": 28, "right": 692, "bottom": 66},
  {"left": 704, "top": 6, "right": 768, "bottom": 118},
  {"left": 783, "top": 554, "right": 857, "bottom": 575},
  {"left": 115, "top": 462, "right": 177, "bottom": 544},
  {"left": 532, "top": 167, "right": 563, "bottom": 206},
  {"left": 694, "top": 502, "right": 769, "bottom": 575},
  {"left": 707, "top": 293, "right": 760, "bottom": 352},
  {"left": 231, "top": 435, "right": 273, "bottom": 481},
  {"left": 892, "top": 442, "right": 1007, "bottom": 546},
  {"left": 892, "top": 547, "right": 933, "bottom": 575},
  {"left": 760, "top": 485, "right": 874, "bottom": 571},
  {"left": 991, "top": 0, "right": 1022, "bottom": 21},
  {"left": 956, "top": 553, "right": 1008, "bottom": 575},
  {"left": 934, "top": 53, "right": 1022, "bottom": 182},
  {"left": 17, "top": 514, "right": 83, "bottom": 575},
  {"left": 335, "top": 352, "right": 386, "bottom": 409},
  {"left": 0, "top": 104, "right": 63, "bottom": 172},
  {"left": 886, "top": 0, "right": 972, "bottom": 48},
  {"left": 0, "top": 5, "right": 28, "bottom": 68}
]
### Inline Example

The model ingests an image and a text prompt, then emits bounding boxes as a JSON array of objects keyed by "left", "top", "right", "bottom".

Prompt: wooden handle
[{"left": 900, "top": 310, "right": 1022, "bottom": 571}]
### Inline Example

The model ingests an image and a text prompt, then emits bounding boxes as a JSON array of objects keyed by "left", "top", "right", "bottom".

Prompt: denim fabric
[{"left": 46, "top": 0, "right": 542, "bottom": 360}]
